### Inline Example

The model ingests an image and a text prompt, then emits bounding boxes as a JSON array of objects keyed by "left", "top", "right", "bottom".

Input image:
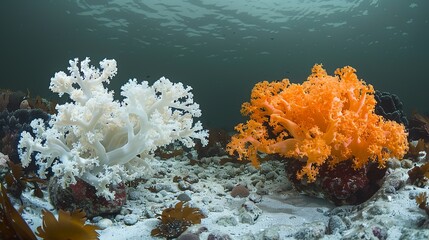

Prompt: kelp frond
[
  {"left": 0, "top": 183, "right": 37, "bottom": 240},
  {"left": 36, "top": 209, "right": 100, "bottom": 240}
]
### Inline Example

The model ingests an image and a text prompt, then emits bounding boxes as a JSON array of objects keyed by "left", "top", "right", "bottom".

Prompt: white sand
[{"left": 16, "top": 152, "right": 429, "bottom": 240}]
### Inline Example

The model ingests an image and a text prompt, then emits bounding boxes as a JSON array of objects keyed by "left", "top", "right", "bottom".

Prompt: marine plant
[
  {"left": 227, "top": 64, "right": 408, "bottom": 182},
  {"left": 408, "top": 162, "right": 429, "bottom": 187},
  {"left": 1, "top": 182, "right": 99, "bottom": 240},
  {"left": 36, "top": 209, "right": 99, "bottom": 240},
  {"left": 151, "top": 201, "right": 205, "bottom": 239},
  {"left": 416, "top": 192, "right": 429, "bottom": 216},
  {"left": 0, "top": 183, "right": 37, "bottom": 240},
  {"left": 406, "top": 139, "right": 429, "bottom": 161},
  {"left": 4, "top": 161, "right": 45, "bottom": 201},
  {"left": 409, "top": 112, "right": 429, "bottom": 141}
]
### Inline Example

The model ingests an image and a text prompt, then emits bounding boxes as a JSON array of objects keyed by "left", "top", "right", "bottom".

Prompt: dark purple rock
[
  {"left": 285, "top": 159, "right": 386, "bottom": 205},
  {"left": 49, "top": 177, "right": 126, "bottom": 218}
]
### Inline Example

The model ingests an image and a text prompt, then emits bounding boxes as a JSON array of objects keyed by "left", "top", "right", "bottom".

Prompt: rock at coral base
[
  {"left": 48, "top": 177, "right": 126, "bottom": 218},
  {"left": 285, "top": 159, "right": 386, "bottom": 205}
]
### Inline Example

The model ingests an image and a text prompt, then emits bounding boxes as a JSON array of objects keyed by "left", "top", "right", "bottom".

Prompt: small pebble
[
  {"left": 123, "top": 214, "right": 139, "bottom": 225},
  {"left": 231, "top": 184, "right": 250, "bottom": 198},
  {"left": 96, "top": 218, "right": 113, "bottom": 230},
  {"left": 178, "top": 233, "right": 200, "bottom": 240},
  {"left": 401, "top": 159, "right": 413, "bottom": 169},
  {"left": 327, "top": 216, "right": 347, "bottom": 234},
  {"left": 115, "top": 214, "right": 124, "bottom": 222},
  {"left": 263, "top": 226, "right": 280, "bottom": 240},
  {"left": 249, "top": 193, "right": 262, "bottom": 203},
  {"left": 128, "top": 190, "right": 141, "bottom": 200},
  {"left": 177, "top": 193, "right": 192, "bottom": 202},
  {"left": 216, "top": 216, "right": 238, "bottom": 226}
]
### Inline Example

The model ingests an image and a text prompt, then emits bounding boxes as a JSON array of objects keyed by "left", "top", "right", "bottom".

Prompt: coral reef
[
  {"left": 0, "top": 109, "right": 50, "bottom": 165},
  {"left": 227, "top": 64, "right": 408, "bottom": 182},
  {"left": 227, "top": 64, "right": 408, "bottom": 204},
  {"left": 18, "top": 57, "right": 208, "bottom": 200},
  {"left": 374, "top": 90, "right": 408, "bottom": 127}
]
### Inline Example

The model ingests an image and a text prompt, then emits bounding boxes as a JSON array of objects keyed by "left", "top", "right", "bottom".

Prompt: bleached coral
[
  {"left": 0, "top": 152, "right": 9, "bottom": 168},
  {"left": 18, "top": 57, "right": 208, "bottom": 199}
]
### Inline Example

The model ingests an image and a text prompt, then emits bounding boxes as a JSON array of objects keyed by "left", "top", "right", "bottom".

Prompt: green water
[{"left": 1, "top": 0, "right": 428, "bottom": 129}]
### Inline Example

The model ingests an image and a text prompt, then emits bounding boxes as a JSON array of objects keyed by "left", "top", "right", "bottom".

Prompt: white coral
[
  {"left": 0, "top": 152, "right": 9, "bottom": 168},
  {"left": 18, "top": 58, "right": 208, "bottom": 200}
]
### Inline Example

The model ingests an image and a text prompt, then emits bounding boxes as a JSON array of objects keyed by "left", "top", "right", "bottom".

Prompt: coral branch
[
  {"left": 227, "top": 64, "right": 408, "bottom": 182},
  {"left": 19, "top": 58, "right": 208, "bottom": 199}
]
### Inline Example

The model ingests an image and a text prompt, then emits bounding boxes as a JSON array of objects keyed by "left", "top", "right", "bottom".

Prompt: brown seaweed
[
  {"left": 36, "top": 209, "right": 100, "bottom": 240},
  {"left": 151, "top": 201, "right": 205, "bottom": 239},
  {"left": 416, "top": 192, "right": 429, "bottom": 216},
  {"left": 4, "top": 161, "right": 46, "bottom": 201},
  {"left": 0, "top": 183, "right": 37, "bottom": 240},
  {"left": 408, "top": 162, "right": 429, "bottom": 187}
]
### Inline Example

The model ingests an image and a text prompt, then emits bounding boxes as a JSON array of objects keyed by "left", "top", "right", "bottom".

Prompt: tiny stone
[
  {"left": 409, "top": 190, "right": 420, "bottom": 199},
  {"left": 249, "top": 193, "right": 262, "bottom": 203},
  {"left": 178, "top": 180, "right": 191, "bottom": 190},
  {"left": 120, "top": 208, "right": 132, "bottom": 215},
  {"left": 115, "top": 214, "right": 124, "bottom": 222},
  {"left": 231, "top": 184, "right": 250, "bottom": 198},
  {"left": 128, "top": 190, "right": 141, "bottom": 201},
  {"left": 263, "top": 226, "right": 280, "bottom": 240},
  {"left": 159, "top": 190, "right": 169, "bottom": 197},
  {"left": 177, "top": 193, "right": 192, "bottom": 202},
  {"left": 327, "top": 216, "right": 347, "bottom": 234},
  {"left": 240, "top": 212, "right": 254, "bottom": 224},
  {"left": 202, "top": 196, "right": 211, "bottom": 204},
  {"left": 92, "top": 216, "right": 103, "bottom": 223},
  {"left": 216, "top": 216, "right": 238, "bottom": 226},
  {"left": 209, "top": 205, "right": 224, "bottom": 212},
  {"left": 384, "top": 186, "right": 396, "bottom": 194},
  {"left": 123, "top": 214, "right": 139, "bottom": 225},
  {"left": 224, "top": 182, "right": 235, "bottom": 191},
  {"left": 178, "top": 233, "right": 200, "bottom": 240},
  {"left": 265, "top": 172, "right": 276, "bottom": 180},
  {"left": 256, "top": 187, "right": 269, "bottom": 195},
  {"left": 239, "top": 201, "right": 262, "bottom": 224},
  {"left": 260, "top": 164, "right": 272, "bottom": 174},
  {"left": 401, "top": 159, "right": 413, "bottom": 169},
  {"left": 387, "top": 158, "right": 401, "bottom": 169},
  {"left": 96, "top": 218, "right": 113, "bottom": 230}
]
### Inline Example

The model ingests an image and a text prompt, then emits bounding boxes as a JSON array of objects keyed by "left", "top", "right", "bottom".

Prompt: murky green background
[{"left": 1, "top": 0, "right": 428, "bottom": 129}]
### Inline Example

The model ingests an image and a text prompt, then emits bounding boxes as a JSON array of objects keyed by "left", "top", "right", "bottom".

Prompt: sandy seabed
[{"left": 18, "top": 150, "right": 429, "bottom": 240}]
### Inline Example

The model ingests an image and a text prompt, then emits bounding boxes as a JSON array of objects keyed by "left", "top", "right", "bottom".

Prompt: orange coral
[{"left": 227, "top": 64, "right": 408, "bottom": 182}]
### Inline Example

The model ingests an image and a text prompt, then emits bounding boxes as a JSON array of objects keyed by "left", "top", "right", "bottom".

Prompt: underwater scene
[{"left": 1, "top": 0, "right": 429, "bottom": 239}]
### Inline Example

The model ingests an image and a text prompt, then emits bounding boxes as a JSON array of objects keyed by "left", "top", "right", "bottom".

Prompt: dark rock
[
  {"left": 177, "top": 193, "right": 192, "bottom": 202},
  {"left": 374, "top": 90, "right": 408, "bottom": 127},
  {"left": 49, "top": 177, "right": 126, "bottom": 218},
  {"left": 327, "top": 215, "right": 347, "bottom": 234},
  {"left": 230, "top": 184, "right": 250, "bottom": 198},
  {"left": 286, "top": 159, "right": 386, "bottom": 205}
]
